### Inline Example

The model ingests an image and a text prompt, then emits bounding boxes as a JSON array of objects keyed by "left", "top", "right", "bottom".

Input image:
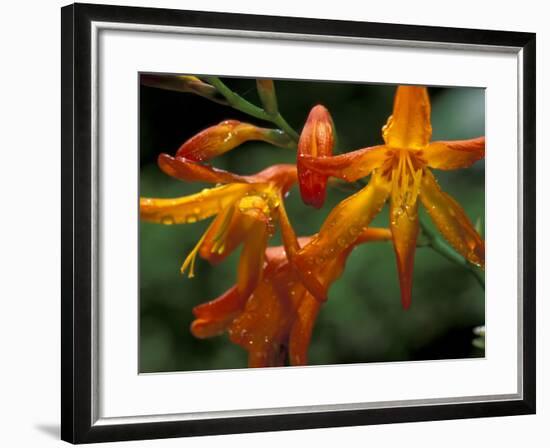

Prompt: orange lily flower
[
  {"left": 191, "top": 228, "right": 391, "bottom": 367},
  {"left": 140, "top": 156, "right": 299, "bottom": 300},
  {"left": 297, "top": 86, "right": 485, "bottom": 309}
]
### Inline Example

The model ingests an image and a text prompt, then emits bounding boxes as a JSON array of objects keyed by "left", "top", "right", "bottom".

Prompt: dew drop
[
  {"left": 186, "top": 215, "right": 198, "bottom": 223},
  {"left": 160, "top": 215, "right": 175, "bottom": 225}
]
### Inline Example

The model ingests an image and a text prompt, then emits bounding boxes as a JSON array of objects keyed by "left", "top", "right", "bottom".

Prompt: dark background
[{"left": 139, "top": 76, "right": 485, "bottom": 373}]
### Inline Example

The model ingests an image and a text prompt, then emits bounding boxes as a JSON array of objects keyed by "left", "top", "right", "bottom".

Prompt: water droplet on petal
[{"left": 161, "top": 215, "right": 175, "bottom": 225}]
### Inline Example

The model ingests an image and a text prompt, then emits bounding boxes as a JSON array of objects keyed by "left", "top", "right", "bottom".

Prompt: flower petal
[
  {"left": 250, "top": 164, "right": 298, "bottom": 194},
  {"left": 158, "top": 154, "right": 249, "bottom": 184},
  {"left": 236, "top": 214, "right": 271, "bottom": 300},
  {"left": 294, "top": 170, "right": 391, "bottom": 301},
  {"left": 190, "top": 286, "right": 244, "bottom": 338},
  {"left": 140, "top": 183, "right": 251, "bottom": 224},
  {"left": 288, "top": 292, "right": 321, "bottom": 366},
  {"left": 355, "top": 227, "right": 393, "bottom": 244},
  {"left": 390, "top": 199, "right": 420, "bottom": 309},
  {"left": 198, "top": 206, "right": 250, "bottom": 264},
  {"left": 176, "top": 120, "right": 294, "bottom": 162},
  {"left": 423, "top": 137, "right": 485, "bottom": 170},
  {"left": 382, "top": 86, "right": 432, "bottom": 150},
  {"left": 228, "top": 269, "right": 293, "bottom": 368},
  {"left": 419, "top": 170, "right": 485, "bottom": 268},
  {"left": 299, "top": 145, "right": 387, "bottom": 182},
  {"left": 277, "top": 199, "right": 301, "bottom": 261}
]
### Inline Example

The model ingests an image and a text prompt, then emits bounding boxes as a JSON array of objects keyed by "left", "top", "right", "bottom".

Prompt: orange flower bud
[
  {"left": 297, "top": 105, "right": 335, "bottom": 208},
  {"left": 140, "top": 74, "right": 227, "bottom": 104},
  {"left": 177, "top": 120, "right": 294, "bottom": 162}
]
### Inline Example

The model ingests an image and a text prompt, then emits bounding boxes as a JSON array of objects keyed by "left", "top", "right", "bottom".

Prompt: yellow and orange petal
[
  {"left": 158, "top": 154, "right": 250, "bottom": 184},
  {"left": 294, "top": 170, "right": 392, "bottom": 301},
  {"left": 236, "top": 215, "right": 271, "bottom": 299},
  {"left": 419, "top": 170, "right": 484, "bottom": 268},
  {"left": 422, "top": 137, "right": 485, "bottom": 170},
  {"left": 288, "top": 292, "right": 321, "bottom": 366},
  {"left": 382, "top": 85, "right": 432, "bottom": 150},
  {"left": 198, "top": 206, "right": 249, "bottom": 264},
  {"left": 299, "top": 145, "right": 388, "bottom": 182},
  {"left": 390, "top": 198, "right": 419, "bottom": 310},
  {"left": 140, "top": 183, "right": 252, "bottom": 225}
]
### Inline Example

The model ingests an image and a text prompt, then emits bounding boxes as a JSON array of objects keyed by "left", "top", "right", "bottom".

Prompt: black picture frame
[{"left": 61, "top": 2, "right": 536, "bottom": 444}]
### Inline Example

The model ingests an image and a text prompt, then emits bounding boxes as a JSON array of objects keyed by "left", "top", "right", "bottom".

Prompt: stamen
[
  {"left": 210, "top": 206, "right": 235, "bottom": 255},
  {"left": 181, "top": 230, "right": 209, "bottom": 278}
]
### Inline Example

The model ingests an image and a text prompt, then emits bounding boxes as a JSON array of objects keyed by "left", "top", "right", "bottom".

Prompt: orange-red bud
[{"left": 297, "top": 105, "right": 335, "bottom": 208}]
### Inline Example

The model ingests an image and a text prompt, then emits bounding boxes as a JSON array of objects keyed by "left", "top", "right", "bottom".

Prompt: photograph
[
  {"left": 138, "top": 75, "right": 486, "bottom": 372},
  {"left": 56, "top": 2, "right": 536, "bottom": 443}
]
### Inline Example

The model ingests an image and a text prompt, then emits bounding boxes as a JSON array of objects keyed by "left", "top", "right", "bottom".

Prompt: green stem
[
  {"left": 203, "top": 76, "right": 300, "bottom": 142},
  {"left": 419, "top": 216, "right": 485, "bottom": 289}
]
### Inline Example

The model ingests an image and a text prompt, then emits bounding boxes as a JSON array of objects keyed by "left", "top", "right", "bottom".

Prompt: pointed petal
[
  {"left": 423, "top": 137, "right": 485, "bottom": 170},
  {"left": 140, "top": 183, "right": 250, "bottom": 224},
  {"left": 190, "top": 286, "right": 244, "bottom": 338},
  {"left": 419, "top": 170, "right": 485, "bottom": 268},
  {"left": 289, "top": 293, "right": 321, "bottom": 366},
  {"left": 277, "top": 199, "right": 301, "bottom": 261},
  {"left": 299, "top": 145, "right": 388, "bottom": 182},
  {"left": 390, "top": 199, "right": 420, "bottom": 309},
  {"left": 237, "top": 215, "right": 270, "bottom": 300},
  {"left": 295, "top": 170, "right": 391, "bottom": 301},
  {"left": 228, "top": 270, "right": 293, "bottom": 368},
  {"left": 193, "top": 285, "right": 244, "bottom": 320},
  {"left": 250, "top": 164, "right": 298, "bottom": 194},
  {"left": 158, "top": 154, "right": 249, "bottom": 184},
  {"left": 383, "top": 86, "right": 432, "bottom": 149},
  {"left": 355, "top": 227, "right": 393, "bottom": 244}
]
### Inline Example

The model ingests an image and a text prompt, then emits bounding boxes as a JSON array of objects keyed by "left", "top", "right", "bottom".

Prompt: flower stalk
[{"left": 202, "top": 76, "right": 300, "bottom": 142}]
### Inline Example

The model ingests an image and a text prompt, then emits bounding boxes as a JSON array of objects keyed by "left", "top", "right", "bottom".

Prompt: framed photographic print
[{"left": 61, "top": 2, "right": 536, "bottom": 444}]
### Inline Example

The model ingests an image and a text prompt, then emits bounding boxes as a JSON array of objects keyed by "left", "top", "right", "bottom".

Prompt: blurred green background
[{"left": 139, "top": 76, "right": 485, "bottom": 373}]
